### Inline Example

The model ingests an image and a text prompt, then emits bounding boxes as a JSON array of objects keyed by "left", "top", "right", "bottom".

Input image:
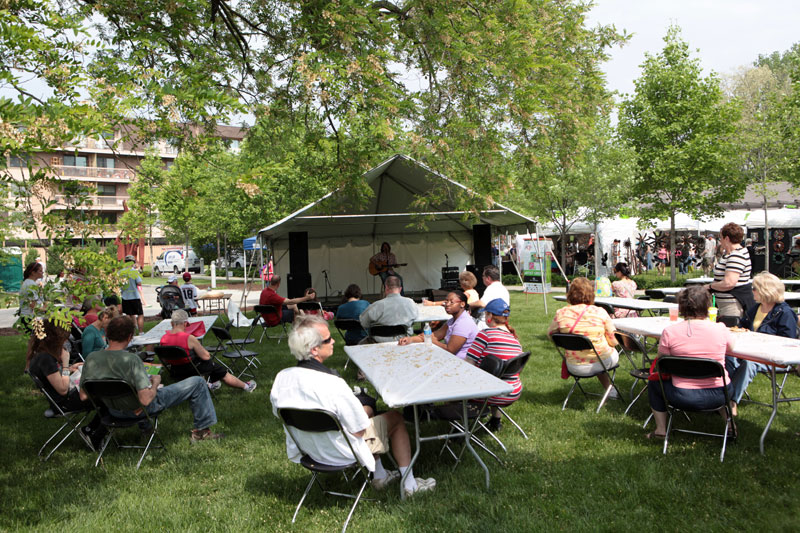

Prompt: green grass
[{"left": 4, "top": 292, "right": 800, "bottom": 531}]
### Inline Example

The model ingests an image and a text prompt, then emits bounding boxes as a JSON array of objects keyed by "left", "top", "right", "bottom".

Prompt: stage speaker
[
  {"left": 289, "top": 232, "right": 309, "bottom": 274},
  {"left": 287, "top": 272, "right": 312, "bottom": 299},
  {"left": 465, "top": 264, "right": 486, "bottom": 295},
  {"left": 472, "top": 224, "right": 492, "bottom": 267}
]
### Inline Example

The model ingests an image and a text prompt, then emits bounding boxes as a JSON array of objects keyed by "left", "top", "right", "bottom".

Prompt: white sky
[{"left": 587, "top": 0, "right": 800, "bottom": 99}]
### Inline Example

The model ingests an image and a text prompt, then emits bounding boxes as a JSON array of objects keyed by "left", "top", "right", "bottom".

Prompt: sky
[{"left": 586, "top": 0, "right": 800, "bottom": 99}]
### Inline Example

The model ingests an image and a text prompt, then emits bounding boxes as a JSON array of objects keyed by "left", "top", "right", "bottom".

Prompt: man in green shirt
[{"left": 79, "top": 316, "right": 223, "bottom": 442}]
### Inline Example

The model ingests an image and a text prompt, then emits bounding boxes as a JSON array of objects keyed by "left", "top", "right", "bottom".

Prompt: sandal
[{"left": 645, "top": 431, "right": 666, "bottom": 440}]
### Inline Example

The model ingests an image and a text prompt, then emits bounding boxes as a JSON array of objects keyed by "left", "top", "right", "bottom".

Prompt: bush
[{"left": 502, "top": 274, "right": 520, "bottom": 286}]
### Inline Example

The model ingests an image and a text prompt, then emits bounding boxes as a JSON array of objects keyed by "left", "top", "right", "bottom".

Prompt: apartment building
[{"left": 6, "top": 125, "right": 246, "bottom": 262}]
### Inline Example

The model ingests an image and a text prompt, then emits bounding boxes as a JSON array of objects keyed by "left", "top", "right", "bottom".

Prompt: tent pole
[{"left": 533, "top": 223, "right": 548, "bottom": 315}]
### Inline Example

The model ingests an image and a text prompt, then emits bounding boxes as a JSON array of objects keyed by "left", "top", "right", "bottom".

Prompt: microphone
[{"left": 322, "top": 269, "right": 327, "bottom": 273}]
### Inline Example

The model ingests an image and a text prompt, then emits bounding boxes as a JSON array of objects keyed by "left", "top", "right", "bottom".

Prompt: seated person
[
  {"left": 398, "top": 290, "right": 478, "bottom": 360},
  {"left": 75, "top": 296, "right": 104, "bottom": 328},
  {"left": 270, "top": 314, "right": 435, "bottom": 496},
  {"left": 466, "top": 299, "right": 523, "bottom": 432},
  {"left": 423, "top": 271, "right": 479, "bottom": 307},
  {"left": 610, "top": 262, "right": 638, "bottom": 318},
  {"left": 259, "top": 275, "right": 316, "bottom": 326},
  {"left": 301, "top": 287, "right": 334, "bottom": 320},
  {"left": 26, "top": 319, "right": 106, "bottom": 447},
  {"left": 160, "top": 310, "right": 256, "bottom": 393},
  {"left": 103, "top": 294, "right": 123, "bottom": 316},
  {"left": 727, "top": 272, "right": 797, "bottom": 416},
  {"left": 547, "top": 277, "right": 619, "bottom": 396},
  {"left": 359, "top": 275, "right": 418, "bottom": 343},
  {"left": 646, "top": 286, "right": 735, "bottom": 439},
  {"left": 470, "top": 265, "right": 510, "bottom": 329},
  {"left": 80, "top": 316, "right": 224, "bottom": 443},
  {"left": 336, "top": 284, "right": 370, "bottom": 345},
  {"left": 82, "top": 307, "right": 117, "bottom": 357}
]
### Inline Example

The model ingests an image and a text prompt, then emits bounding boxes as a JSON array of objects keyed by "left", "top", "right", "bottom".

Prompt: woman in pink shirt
[{"left": 646, "top": 286, "right": 734, "bottom": 439}]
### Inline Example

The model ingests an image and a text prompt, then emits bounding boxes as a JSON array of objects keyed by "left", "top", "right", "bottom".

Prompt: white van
[{"left": 153, "top": 248, "right": 204, "bottom": 276}]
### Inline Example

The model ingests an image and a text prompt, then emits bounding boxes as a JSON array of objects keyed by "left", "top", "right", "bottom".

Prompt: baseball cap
[
  {"left": 182, "top": 272, "right": 192, "bottom": 282},
  {"left": 167, "top": 274, "right": 178, "bottom": 283},
  {"left": 484, "top": 298, "right": 510, "bottom": 317},
  {"left": 124, "top": 255, "right": 136, "bottom": 263}
]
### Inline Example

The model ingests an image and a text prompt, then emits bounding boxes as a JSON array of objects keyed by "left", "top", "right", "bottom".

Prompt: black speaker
[
  {"left": 465, "top": 264, "right": 486, "bottom": 294},
  {"left": 289, "top": 232, "right": 309, "bottom": 274},
  {"left": 287, "top": 272, "right": 312, "bottom": 299},
  {"left": 473, "top": 224, "right": 492, "bottom": 267}
]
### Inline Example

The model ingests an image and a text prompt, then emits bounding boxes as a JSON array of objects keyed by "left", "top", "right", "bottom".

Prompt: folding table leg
[
  {"left": 400, "top": 405, "right": 423, "bottom": 501},
  {"left": 760, "top": 365, "right": 779, "bottom": 455}
]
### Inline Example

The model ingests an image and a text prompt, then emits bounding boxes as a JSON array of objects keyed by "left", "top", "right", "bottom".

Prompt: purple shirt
[{"left": 445, "top": 311, "right": 479, "bottom": 360}]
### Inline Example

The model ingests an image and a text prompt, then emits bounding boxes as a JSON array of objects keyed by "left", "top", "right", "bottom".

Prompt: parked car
[
  {"left": 153, "top": 248, "right": 204, "bottom": 275},
  {"left": 216, "top": 250, "right": 244, "bottom": 270}
]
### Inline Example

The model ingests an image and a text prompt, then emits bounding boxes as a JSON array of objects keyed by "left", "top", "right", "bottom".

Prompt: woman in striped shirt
[
  {"left": 466, "top": 298, "right": 523, "bottom": 432},
  {"left": 709, "top": 222, "right": 754, "bottom": 320}
]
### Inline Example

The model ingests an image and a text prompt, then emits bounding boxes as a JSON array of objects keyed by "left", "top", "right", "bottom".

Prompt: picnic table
[
  {"left": 613, "top": 316, "right": 800, "bottom": 454},
  {"left": 344, "top": 342, "right": 511, "bottom": 499},
  {"left": 197, "top": 292, "right": 232, "bottom": 316},
  {"left": 553, "top": 295, "right": 677, "bottom": 315},
  {"left": 129, "top": 315, "right": 219, "bottom": 347}
]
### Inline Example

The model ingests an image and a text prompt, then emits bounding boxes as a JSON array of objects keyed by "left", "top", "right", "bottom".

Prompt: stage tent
[{"left": 255, "top": 154, "right": 535, "bottom": 297}]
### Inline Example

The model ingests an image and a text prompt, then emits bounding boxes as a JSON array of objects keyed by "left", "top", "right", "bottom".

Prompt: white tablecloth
[
  {"left": 613, "top": 317, "right": 800, "bottom": 367},
  {"left": 554, "top": 295, "right": 677, "bottom": 311},
  {"left": 343, "top": 342, "right": 511, "bottom": 408},
  {"left": 684, "top": 277, "right": 713, "bottom": 285},
  {"left": 415, "top": 303, "right": 450, "bottom": 323},
  {"left": 129, "top": 316, "right": 220, "bottom": 346}
]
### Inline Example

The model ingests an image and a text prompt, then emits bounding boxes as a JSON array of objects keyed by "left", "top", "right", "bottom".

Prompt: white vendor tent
[{"left": 255, "top": 154, "right": 535, "bottom": 296}]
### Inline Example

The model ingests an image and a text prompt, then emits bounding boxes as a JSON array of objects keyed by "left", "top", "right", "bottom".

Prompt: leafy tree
[{"left": 618, "top": 26, "right": 742, "bottom": 282}]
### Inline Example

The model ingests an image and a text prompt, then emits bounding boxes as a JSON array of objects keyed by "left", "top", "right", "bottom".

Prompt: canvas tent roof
[{"left": 256, "top": 154, "right": 534, "bottom": 241}]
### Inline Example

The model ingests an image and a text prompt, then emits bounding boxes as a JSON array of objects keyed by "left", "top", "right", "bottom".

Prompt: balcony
[
  {"left": 50, "top": 166, "right": 134, "bottom": 182},
  {"left": 52, "top": 195, "right": 128, "bottom": 210}
]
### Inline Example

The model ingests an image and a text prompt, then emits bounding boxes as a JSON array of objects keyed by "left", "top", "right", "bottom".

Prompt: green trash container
[{"left": 0, "top": 252, "right": 23, "bottom": 292}]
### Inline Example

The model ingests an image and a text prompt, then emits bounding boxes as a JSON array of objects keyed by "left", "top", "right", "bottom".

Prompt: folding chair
[
  {"left": 247, "top": 305, "right": 289, "bottom": 343},
  {"left": 27, "top": 371, "right": 95, "bottom": 460},
  {"left": 644, "top": 289, "right": 666, "bottom": 300},
  {"left": 717, "top": 316, "right": 739, "bottom": 327},
  {"left": 153, "top": 345, "right": 214, "bottom": 389},
  {"left": 594, "top": 302, "right": 615, "bottom": 316},
  {"left": 366, "top": 325, "right": 408, "bottom": 342},
  {"left": 297, "top": 301, "right": 324, "bottom": 315},
  {"left": 655, "top": 356, "right": 736, "bottom": 462},
  {"left": 614, "top": 331, "right": 654, "bottom": 416},
  {"left": 551, "top": 333, "right": 625, "bottom": 413},
  {"left": 211, "top": 326, "right": 259, "bottom": 379},
  {"left": 278, "top": 408, "right": 372, "bottom": 533},
  {"left": 82, "top": 379, "right": 166, "bottom": 469},
  {"left": 478, "top": 351, "right": 531, "bottom": 439}
]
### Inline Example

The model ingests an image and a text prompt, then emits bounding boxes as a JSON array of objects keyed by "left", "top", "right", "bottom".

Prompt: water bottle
[{"left": 423, "top": 323, "right": 432, "bottom": 345}]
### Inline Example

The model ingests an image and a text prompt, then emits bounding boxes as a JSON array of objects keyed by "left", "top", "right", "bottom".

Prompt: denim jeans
[
  {"left": 726, "top": 356, "right": 769, "bottom": 404},
  {"left": 109, "top": 376, "right": 217, "bottom": 430},
  {"left": 648, "top": 379, "right": 731, "bottom": 412}
]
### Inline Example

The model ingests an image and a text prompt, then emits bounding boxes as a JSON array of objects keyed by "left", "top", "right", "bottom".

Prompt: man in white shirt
[
  {"left": 270, "top": 314, "right": 435, "bottom": 497},
  {"left": 471, "top": 265, "right": 510, "bottom": 329}
]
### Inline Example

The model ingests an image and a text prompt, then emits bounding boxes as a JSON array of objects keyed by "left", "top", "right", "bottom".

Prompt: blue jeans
[
  {"left": 109, "top": 376, "right": 217, "bottom": 430},
  {"left": 648, "top": 380, "right": 730, "bottom": 412},
  {"left": 726, "top": 356, "right": 769, "bottom": 404}
]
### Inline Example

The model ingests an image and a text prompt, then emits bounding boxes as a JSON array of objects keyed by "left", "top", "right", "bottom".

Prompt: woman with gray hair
[
  {"left": 160, "top": 310, "right": 256, "bottom": 392},
  {"left": 727, "top": 272, "right": 797, "bottom": 416}
]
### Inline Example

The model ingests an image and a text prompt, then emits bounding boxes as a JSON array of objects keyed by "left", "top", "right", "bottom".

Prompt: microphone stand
[{"left": 322, "top": 270, "right": 333, "bottom": 302}]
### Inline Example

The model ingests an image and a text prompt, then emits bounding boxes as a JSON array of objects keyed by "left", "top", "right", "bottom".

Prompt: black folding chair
[
  {"left": 82, "top": 379, "right": 166, "bottom": 469},
  {"left": 614, "top": 331, "right": 654, "bottom": 417},
  {"left": 366, "top": 325, "right": 408, "bottom": 343},
  {"left": 278, "top": 408, "right": 372, "bottom": 533},
  {"left": 247, "top": 305, "right": 289, "bottom": 343},
  {"left": 655, "top": 356, "right": 736, "bottom": 462},
  {"left": 297, "top": 301, "right": 324, "bottom": 315},
  {"left": 478, "top": 351, "right": 531, "bottom": 439},
  {"left": 211, "top": 326, "right": 259, "bottom": 379},
  {"left": 153, "top": 345, "right": 215, "bottom": 393},
  {"left": 551, "top": 333, "right": 625, "bottom": 413},
  {"left": 594, "top": 302, "right": 616, "bottom": 317},
  {"left": 644, "top": 289, "right": 666, "bottom": 300},
  {"left": 717, "top": 316, "right": 739, "bottom": 327},
  {"left": 27, "top": 371, "right": 94, "bottom": 460}
]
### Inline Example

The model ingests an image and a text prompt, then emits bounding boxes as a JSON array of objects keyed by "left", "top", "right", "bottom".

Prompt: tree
[
  {"left": 725, "top": 64, "right": 793, "bottom": 271},
  {"left": 618, "top": 26, "right": 742, "bottom": 282}
]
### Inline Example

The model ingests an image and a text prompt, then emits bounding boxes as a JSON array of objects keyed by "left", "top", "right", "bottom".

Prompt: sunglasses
[{"left": 320, "top": 336, "right": 334, "bottom": 345}]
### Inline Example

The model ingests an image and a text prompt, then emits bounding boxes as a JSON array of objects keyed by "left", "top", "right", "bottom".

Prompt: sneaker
[
  {"left": 607, "top": 387, "right": 620, "bottom": 400},
  {"left": 190, "top": 428, "right": 225, "bottom": 443},
  {"left": 243, "top": 380, "right": 257, "bottom": 393},
  {"left": 371, "top": 470, "right": 400, "bottom": 490},
  {"left": 208, "top": 381, "right": 222, "bottom": 391},
  {"left": 404, "top": 477, "right": 436, "bottom": 497},
  {"left": 487, "top": 417, "right": 503, "bottom": 433}
]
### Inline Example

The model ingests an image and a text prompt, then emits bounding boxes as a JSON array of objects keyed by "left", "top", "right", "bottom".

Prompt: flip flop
[{"left": 645, "top": 431, "right": 666, "bottom": 440}]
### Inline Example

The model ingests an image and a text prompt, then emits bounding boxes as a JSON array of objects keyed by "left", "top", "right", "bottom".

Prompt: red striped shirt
[{"left": 467, "top": 327, "right": 523, "bottom": 406}]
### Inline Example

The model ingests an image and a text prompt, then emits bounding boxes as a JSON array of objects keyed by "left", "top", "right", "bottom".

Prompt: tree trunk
[
  {"left": 148, "top": 221, "right": 154, "bottom": 278},
  {"left": 560, "top": 228, "right": 568, "bottom": 277},
  {"left": 184, "top": 230, "right": 190, "bottom": 273},
  {"left": 224, "top": 233, "right": 229, "bottom": 281},
  {"left": 670, "top": 214, "right": 677, "bottom": 283},
  {"left": 763, "top": 185, "right": 770, "bottom": 274},
  {"left": 593, "top": 221, "right": 601, "bottom": 278}
]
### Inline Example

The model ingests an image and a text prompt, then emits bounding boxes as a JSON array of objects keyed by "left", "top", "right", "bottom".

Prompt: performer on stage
[{"left": 369, "top": 242, "right": 405, "bottom": 288}]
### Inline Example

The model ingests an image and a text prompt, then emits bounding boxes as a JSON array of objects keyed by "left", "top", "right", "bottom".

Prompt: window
[
  {"left": 9, "top": 155, "right": 29, "bottom": 167},
  {"left": 63, "top": 155, "right": 87, "bottom": 167},
  {"left": 96, "top": 184, "right": 115, "bottom": 196},
  {"left": 97, "top": 156, "right": 116, "bottom": 169},
  {"left": 96, "top": 212, "right": 117, "bottom": 224}
]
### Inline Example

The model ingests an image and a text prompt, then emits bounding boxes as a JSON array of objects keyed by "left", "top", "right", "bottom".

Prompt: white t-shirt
[
  {"left": 181, "top": 283, "right": 198, "bottom": 310},
  {"left": 477, "top": 281, "right": 511, "bottom": 329},
  {"left": 270, "top": 366, "right": 375, "bottom": 471},
  {"left": 18, "top": 278, "right": 41, "bottom": 317}
]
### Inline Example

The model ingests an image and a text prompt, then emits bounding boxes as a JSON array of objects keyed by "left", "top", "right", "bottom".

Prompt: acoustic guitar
[{"left": 369, "top": 261, "right": 407, "bottom": 276}]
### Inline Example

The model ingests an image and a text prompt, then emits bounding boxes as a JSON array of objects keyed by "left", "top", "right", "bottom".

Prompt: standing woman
[
  {"left": 19, "top": 262, "right": 44, "bottom": 367},
  {"left": 398, "top": 290, "right": 478, "bottom": 359},
  {"left": 656, "top": 244, "right": 668, "bottom": 276},
  {"left": 709, "top": 222, "right": 754, "bottom": 320},
  {"left": 611, "top": 262, "right": 638, "bottom": 318}
]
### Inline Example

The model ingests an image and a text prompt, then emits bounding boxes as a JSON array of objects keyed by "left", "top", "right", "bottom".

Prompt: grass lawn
[{"left": 4, "top": 291, "right": 800, "bottom": 531}]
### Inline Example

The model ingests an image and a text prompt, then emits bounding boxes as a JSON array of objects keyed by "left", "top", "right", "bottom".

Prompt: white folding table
[
  {"left": 613, "top": 316, "right": 800, "bottom": 454},
  {"left": 553, "top": 295, "right": 677, "bottom": 316},
  {"left": 415, "top": 303, "right": 450, "bottom": 323},
  {"left": 129, "top": 315, "right": 219, "bottom": 346},
  {"left": 343, "top": 342, "right": 512, "bottom": 498},
  {"left": 684, "top": 277, "right": 713, "bottom": 285}
]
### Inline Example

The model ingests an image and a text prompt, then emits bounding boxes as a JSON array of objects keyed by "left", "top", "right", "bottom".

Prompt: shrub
[{"left": 502, "top": 274, "right": 519, "bottom": 285}]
